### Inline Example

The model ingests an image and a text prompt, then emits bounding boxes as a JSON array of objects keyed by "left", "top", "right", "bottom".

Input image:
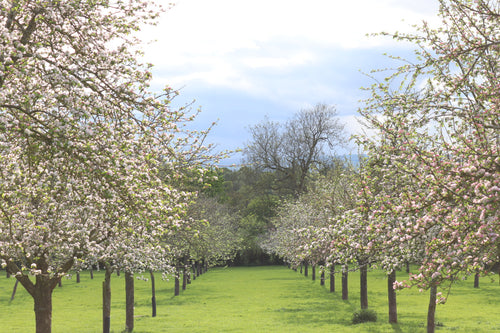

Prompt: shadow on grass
[
  {"left": 389, "top": 323, "right": 402, "bottom": 332},
  {"left": 274, "top": 281, "right": 357, "bottom": 327}
]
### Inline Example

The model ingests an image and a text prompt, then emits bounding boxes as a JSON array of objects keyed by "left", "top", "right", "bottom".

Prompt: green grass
[{"left": 1, "top": 266, "right": 499, "bottom": 332}]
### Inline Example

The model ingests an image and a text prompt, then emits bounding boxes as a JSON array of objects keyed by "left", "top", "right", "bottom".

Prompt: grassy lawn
[{"left": 1, "top": 266, "right": 499, "bottom": 332}]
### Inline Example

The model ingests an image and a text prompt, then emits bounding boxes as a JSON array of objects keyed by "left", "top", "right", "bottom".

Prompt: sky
[{"left": 139, "top": 0, "right": 441, "bottom": 166}]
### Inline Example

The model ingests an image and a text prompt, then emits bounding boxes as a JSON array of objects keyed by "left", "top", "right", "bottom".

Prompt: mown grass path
[
  {"left": 157, "top": 266, "right": 352, "bottom": 332},
  {"left": 1, "top": 266, "right": 500, "bottom": 332}
]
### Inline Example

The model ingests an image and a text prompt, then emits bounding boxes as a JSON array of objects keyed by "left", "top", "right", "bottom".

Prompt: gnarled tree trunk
[
  {"left": 8, "top": 257, "right": 72, "bottom": 333},
  {"left": 33, "top": 275, "right": 55, "bottom": 333}
]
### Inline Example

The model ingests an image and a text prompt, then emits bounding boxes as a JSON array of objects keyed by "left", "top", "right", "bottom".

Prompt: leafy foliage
[{"left": 352, "top": 309, "right": 377, "bottom": 324}]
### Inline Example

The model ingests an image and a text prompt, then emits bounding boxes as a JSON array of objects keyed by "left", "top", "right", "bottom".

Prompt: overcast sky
[{"left": 140, "top": 0, "right": 441, "bottom": 165}]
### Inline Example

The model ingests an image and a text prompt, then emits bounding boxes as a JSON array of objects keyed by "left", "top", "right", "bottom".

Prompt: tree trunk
[
  {"left": 33, "top": 275, "right": 55, "bottom": 333},
  {"left": 320, "top": 269, "right": 325, "bottom": 286},
  {"left": 312, "top": 265, "right": 316, "bottom": 281},
  {"left": 342, "top": 265, "right": 348, "bottom": 300},
  {"left": 304, "top": 263, "right": 308, "bottom": 277},
  {"left": 300, "top": 264, "right": 303, "bottom": 274},
  {"left": 76, "top": 272, "right": 80, "bottom": 283},
  {"left": 174, "top": 266, "right": 180, "bottom": 296},
  {"left": 10, "top": 279, "right": 19, "bottom": 301},
  {"left": 330, "top": 264, "right": 335, "bottom": 292},
  {"left": 8, "top": 258, "right": 72, "bottom": 333},
  {"left": 360, "top": 263, "right": 368, "bottom": 309},
  {"left": 192, "top": 261, "right": 196, "bottom": 281},
  {"left": 406, "top": 261, "right": 410, "bottom": 274},
  {"left": 182, "top": 258, "right": 188, "bottom": 291},
  {"left": 427, "top": 284, "right": 437, "bottom": 333},
  {"left": 102, "top": 267, "right": 112, "bottom": 333},
  {"left": 150, "top": 271, "right": 156, "bottom": 317},
  {"left": 474, "top": 272, "right": 479, "bottom": 288},
  {"left": 388, "top": 270, "right": 397, "bottom": 323},
  {"left": 90, "top": 269, "right": 94, "bottom": 280},
  {"left": 125, "top": 272, "right": 134, "bottom": 332}
]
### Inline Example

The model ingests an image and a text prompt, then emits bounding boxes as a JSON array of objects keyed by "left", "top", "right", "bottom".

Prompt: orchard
[
  {"left": 0, "top": 0, "right": 498, "bottom": 333},
  {"left": 267, "top": 1, "right": 499, "bottom": 332}
]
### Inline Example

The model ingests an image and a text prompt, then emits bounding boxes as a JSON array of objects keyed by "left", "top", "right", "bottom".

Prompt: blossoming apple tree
[
  {"left": 0, "top": 1, "right": 216, "bottom": 332},
  {"left": 357, "top": 0, "right": 499, "bottom": 331}
]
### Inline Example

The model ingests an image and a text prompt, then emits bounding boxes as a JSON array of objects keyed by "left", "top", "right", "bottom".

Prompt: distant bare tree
[{"left": 244, "top": 103, "right": 346, "bottom": 195}]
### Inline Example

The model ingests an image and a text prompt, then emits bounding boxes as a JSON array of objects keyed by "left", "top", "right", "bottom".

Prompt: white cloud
[
  {"left": 143, "top": 0, "right": 439, "bottom": 54},
  {"left": 240, "top": 51, "right": 316, "bottom": 69},
  {"left": 141, "top": 0, "right": 439, "bottom": 94}
]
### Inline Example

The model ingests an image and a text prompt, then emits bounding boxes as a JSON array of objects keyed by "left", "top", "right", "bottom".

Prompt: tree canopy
[
  {"left": 0, "top": 1, "right": 217, "bottom": 332},
  {"left": 244, "top": 103, "right": 346, "bottom": 196}
]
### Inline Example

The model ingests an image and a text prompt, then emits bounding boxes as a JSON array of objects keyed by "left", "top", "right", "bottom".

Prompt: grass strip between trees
[{"left": 1, "top": 266, "right": 499, "bottom": 332}]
